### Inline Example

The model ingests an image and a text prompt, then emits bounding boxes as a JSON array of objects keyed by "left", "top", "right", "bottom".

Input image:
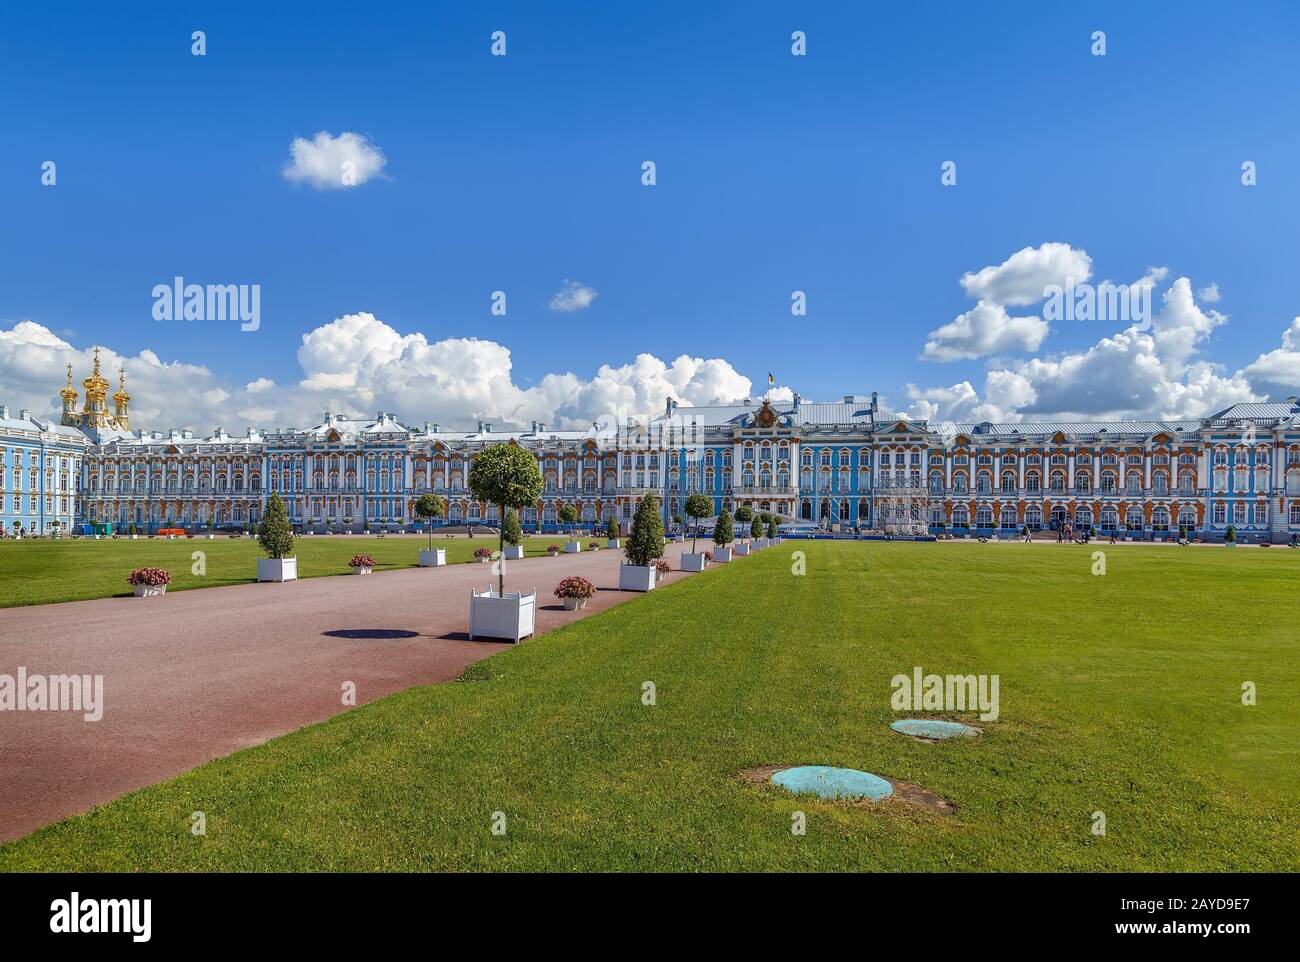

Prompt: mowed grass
[
  {"left": 2, "top": 541, "right": 1297, "bottom": 871},
  {"left": 0, "top": 534, "right": 570, "bottom": 608}
]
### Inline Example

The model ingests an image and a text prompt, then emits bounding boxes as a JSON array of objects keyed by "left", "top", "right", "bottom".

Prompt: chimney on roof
[
  {"left": 665, "top": 397, "right": 678, "bottom": 416},
  {"left": 323, "top": 411, "right": 332, "bottom": 423},
  {"left": 844, "top": 394, "right": 854, "bottom": 404},
  {"left": 743, "top": 398, "right": 751, "bottom": 406},
  {"left": 531, "top": 420, "right": 538, "bottom": 433},
  {"left": 431, "top": 423, "right": 441, "bottom": 433},
  {"left": 423, "top": 421, "right": 430, "bottom": 433},
  {"left": 538, "top": 422, "right": 546, "bottom": 432},
  {"left": 792, "top": 393, "right": 801, "bottom": 410},
  {"left": 870, "top": 391, "right": 879, "bottom": 413},
  {"left": 0, "top": 404, "right": 8, "bottom": 419},
  {"left": 476, "top": 419, "right": 485, "bottom": 433}
]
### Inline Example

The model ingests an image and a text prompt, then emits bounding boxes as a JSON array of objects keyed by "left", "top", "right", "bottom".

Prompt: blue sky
[{"left": 3, "top": 1, "right": 1300, "bottom": 430}]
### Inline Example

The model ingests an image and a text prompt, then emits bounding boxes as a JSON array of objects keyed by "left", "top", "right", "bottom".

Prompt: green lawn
[
  {"left": 2, "top": 541, "right": 1297, "bottom": 871},
  {"left": 0, "top": 534, "right": 577, "bottom": 608}
]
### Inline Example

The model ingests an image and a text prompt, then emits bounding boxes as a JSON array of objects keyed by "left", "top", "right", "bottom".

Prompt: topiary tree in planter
[
  {"left": 713, "top": 508, "right": 733, "bottom": 546},
  {"left": 751, "top": 517, "right": 764, "bottom": 540},
  {"left": 605, "top": 515, "right": 620, "bottom": 542},
  {"left": 734, "top": 504, "right": 753, "bottom": 525},
  {"left": 503, "top": 508, "right": 523, "bottom": 547},
  {"left": 1225, "top": 524, "right": 1237, "bottom": 546},
  {"left": 415, "top": 493, "right": 446, "bottom": 549},
  {"left": 258, "top": 492, "right": 294, "bottom": 559},
  {"left": 468, "top": 443, "right": 544, "bottom": 595},
  {"left": 766, "top": 518, "right": 778, "bottom": 540},
  {"left": 626, "top": 494, "right": 665, "bottom": 568},
  {"left": 684, "top": 492, "right": 712, "bottom": 553},
  {"left": 558, "top": 504, "right": 579, "bottom": 537}
]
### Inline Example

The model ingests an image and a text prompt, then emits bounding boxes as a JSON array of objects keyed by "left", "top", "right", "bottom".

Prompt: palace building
[{"left": 3, "top": 361, "right": 1300, "bottom": 541}]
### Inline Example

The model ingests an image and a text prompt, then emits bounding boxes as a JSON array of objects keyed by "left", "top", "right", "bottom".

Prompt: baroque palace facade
[{"left": 3, "top": 355, "right": 1300, "bottom": 541}]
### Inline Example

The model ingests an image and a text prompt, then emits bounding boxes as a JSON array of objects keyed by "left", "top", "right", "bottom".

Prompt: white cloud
[
  {"left": 282, "top": 131, "right": 387, "bottom": 190},
  {"left": 548, "top": 280, "right": 598, "bottom": 312},
  {"left": 1241, "top": 317, "right": 1300, "bottom": 397},
  {"left": 904, "top": 273, "right": 1261, "bottom": 423},
  {"left": 959, "top": 242, "right": 1093, "bottom": 307},
  {"left": 1198, "top": 283, "right": 1222, "bottom": 303},
  {"left": 922, "top": 300, "right": 1048, "bottom": 362},
  {"left": 0, "top": 313, "right": 757, "bottom": 435},
  {"left": 1151, "top": 276, "right": 1227, "bottom": 374}
]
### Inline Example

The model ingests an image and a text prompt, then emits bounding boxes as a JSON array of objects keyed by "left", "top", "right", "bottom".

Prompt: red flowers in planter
[
  {"left": 704, "top": 550, "right": 714, "bottom": 562},
  {"left": 588, "top": 541, "right": 601, "bottom": 549},
  {"left": 653, "top": 559, "right": 671, "bottom": 574},
  {"left": 473, "top": 547, "right": 493, "bottom": 559},
  {"left": 553, "top": 575, "right": 597, "bottom": 600},
  {"left": 546, "top": 544, "right": 561, "bottom": 554},
  {"left": 348, "top": 554, "right": 376, "bottom": 568},
  {"left": 126, "top": 567, "right": 172, "bottom": 586}
]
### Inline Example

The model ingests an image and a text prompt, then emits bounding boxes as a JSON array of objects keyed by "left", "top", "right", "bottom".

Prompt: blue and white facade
[
  {"left": 0, "top": 404, "right": 87, "bottom": 536},
  {"left": 7, "top": 362, "right": 1300, "bottom": 542}
]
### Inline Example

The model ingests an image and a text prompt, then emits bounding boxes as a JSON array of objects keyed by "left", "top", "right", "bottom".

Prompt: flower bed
[
  {"left": 127, "top": 566, "right": 171, "bottom": 597},
  {"left": 554, "top": 575, "right": 597, "bottom": 610},
  {"left": 127, "top": 567, "right": 172, "bottom": 586}
]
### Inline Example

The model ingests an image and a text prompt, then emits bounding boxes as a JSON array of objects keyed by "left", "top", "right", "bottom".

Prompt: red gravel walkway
[{"left": 0, "top": 542, "right": 700, "bottom": 842}]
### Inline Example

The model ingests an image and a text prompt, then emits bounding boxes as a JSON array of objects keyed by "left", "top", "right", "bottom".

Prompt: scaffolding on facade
[{"left": 873, "top": 479, "right": 933, "bottom": 537}]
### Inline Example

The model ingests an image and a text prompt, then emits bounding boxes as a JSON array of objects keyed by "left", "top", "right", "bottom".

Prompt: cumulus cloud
[
  {"left": 548, "top": 280, "right": 598, "bottom": 312},
  {"left": 922, "top": 300, "right": 1048, "bottom": 362},
  {"left": 959, "top": 242, "right": 1093, "bottom": 307},
  {"left": 282, "top": 131, "right": 387, "bottom": 190},
  {"left": 903, "top": 273, "right": 1261, "bottom": 424},
  {"left": 0, "top": 313, "right": 756, "bottom": 435},
  {"left": 1198, "top": 283, "right": 1222, "bottom": 303},
  {"left": 1241, "top": 317, "right": 1300, "bottom": 397}
]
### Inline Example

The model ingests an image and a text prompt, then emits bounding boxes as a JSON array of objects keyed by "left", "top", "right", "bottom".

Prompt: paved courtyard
[{"left": 0, "top": 541, "right": 697, "bottom": 842}]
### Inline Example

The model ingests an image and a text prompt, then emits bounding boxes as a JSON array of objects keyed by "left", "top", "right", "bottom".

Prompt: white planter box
[
  {"left": 257, "top": 557, "right": 298, "bottom": 582},
  {"left": 132, "top": 584, "right": 167, "bottom": 598},
  {"left": 564, "top": 541, "right": 582, "bottom": 553},
  {"left": 468, "top": 586, "right": 536, "bottom": 642},
  {"left": 503, "top": 545, "right": 525, "bottom": 560},
  {"left": 561, "top": 596, "right": 588, "bottom": 611},
  {"left": 352, "top": 566, "right": 373, "bottom": 575},
  {"left": 130, "top": 534, "right": 138, "bottom": 540},
  {"left": 477, "top": 556, "right": 491, "bottom": 563},
  {"left": 714, "top": 547, "right": 733, "bottom": 562},
  {"left": 619, "top": 563, "right": 656, "bottom": 592},
  {"left": 681, "top": 552, "right": 708, "bottom": 572},
  {"left": 419, "top": 548, "right": 447, "bottom": 567},
  {"left": 606, "top": 539, "right": 620, "bottom": 549},
  {"left": 733, "top": 542, "right": 751, "bottom": 556}
]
